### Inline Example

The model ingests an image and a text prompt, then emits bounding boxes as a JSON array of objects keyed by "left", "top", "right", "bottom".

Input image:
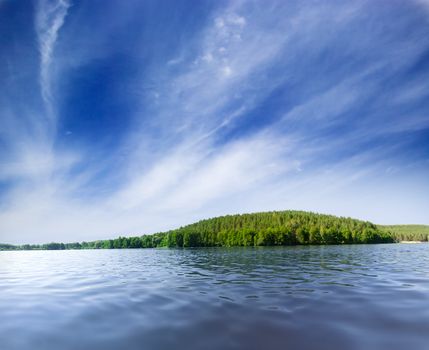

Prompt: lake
[{"left": 1, "top": 244, "right": 428, "bottom": 350}]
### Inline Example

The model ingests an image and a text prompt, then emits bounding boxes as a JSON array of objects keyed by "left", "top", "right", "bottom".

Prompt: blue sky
[{"left": 1, "top": 0, "right": 429, "bottom": 244}]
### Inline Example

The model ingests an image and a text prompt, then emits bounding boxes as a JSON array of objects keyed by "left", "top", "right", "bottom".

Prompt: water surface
[{"left": 1, "top": 244, "right": 428, "bottom": 349}]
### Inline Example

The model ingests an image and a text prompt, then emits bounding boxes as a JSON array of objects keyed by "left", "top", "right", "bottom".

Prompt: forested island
[{"left": 1, "top": 211, "right": 428, "bottom": 251}]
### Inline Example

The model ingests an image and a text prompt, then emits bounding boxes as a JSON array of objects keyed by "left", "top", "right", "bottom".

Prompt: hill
[{"left": 161, "top": 211, "right": 393, "bottom": 247}]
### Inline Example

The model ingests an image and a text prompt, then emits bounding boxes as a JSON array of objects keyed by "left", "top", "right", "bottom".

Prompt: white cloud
[
  {"left": 221, "top": 65, "right": 232, "bottom": 77},
  {"left": 36, "top": 0, "right": 71, "bottom": 121},
  {"left": 201, "top": 53, "right": 214, "bottom": 63}
]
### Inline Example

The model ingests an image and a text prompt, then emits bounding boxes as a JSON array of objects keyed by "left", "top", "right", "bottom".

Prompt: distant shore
[
  {"left": 1, "top": 211, "right": 428, "bottom": 251},
  {"left": 399, "top": 241, "right": 425, "bottom": 244}
]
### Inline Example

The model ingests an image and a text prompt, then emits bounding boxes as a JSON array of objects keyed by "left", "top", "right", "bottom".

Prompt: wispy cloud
[
  {"left": 0, "top": 1, "right": 73, "bottom": 182},
  {"left": 36, "top": 0, "right": 70, "bottom": 122}
]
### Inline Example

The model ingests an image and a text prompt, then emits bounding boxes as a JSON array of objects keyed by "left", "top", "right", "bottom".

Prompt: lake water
[{"left": 1, "top": 244, "right": 428, "bottom": 350}]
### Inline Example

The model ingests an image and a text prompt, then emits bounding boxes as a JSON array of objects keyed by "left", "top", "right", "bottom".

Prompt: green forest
[
  {"left": 3, "top": 210, "right": 422, "bottom": 251},
  {"left": 378, "top": 225, "right": 429, "bottom": 242}
]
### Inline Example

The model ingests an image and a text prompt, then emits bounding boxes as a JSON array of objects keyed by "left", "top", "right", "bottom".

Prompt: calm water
[{"left": 1, "top": 244, "right": 428, "bottom": 350}]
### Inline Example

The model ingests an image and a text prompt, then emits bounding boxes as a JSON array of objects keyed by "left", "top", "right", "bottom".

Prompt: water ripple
[{"left": 1, "top": 244, "right": 429, "bottom": 350}]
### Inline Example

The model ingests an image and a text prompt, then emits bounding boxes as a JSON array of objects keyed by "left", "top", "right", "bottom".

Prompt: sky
[{"left": 0, "top": 0, "right": 428, "bottom": 244}]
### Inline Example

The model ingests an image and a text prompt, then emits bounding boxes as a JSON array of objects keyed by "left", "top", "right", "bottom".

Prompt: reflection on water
[{"left": 1, "top": 244, "right": 429, "bottom": 350}]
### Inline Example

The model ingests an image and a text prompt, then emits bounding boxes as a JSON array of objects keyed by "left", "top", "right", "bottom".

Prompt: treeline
[
  {"left": 0, "top": 233, "right": 167, "bottom": 251},
  {"left": 1, "top": 211, "right": 397, "bottom": 251},
  {"left": 0, "top": 243, "right": 19, "bottom": 251},
  {"left": 379, "top": 225, "right": 429, "bottom": 242}
]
